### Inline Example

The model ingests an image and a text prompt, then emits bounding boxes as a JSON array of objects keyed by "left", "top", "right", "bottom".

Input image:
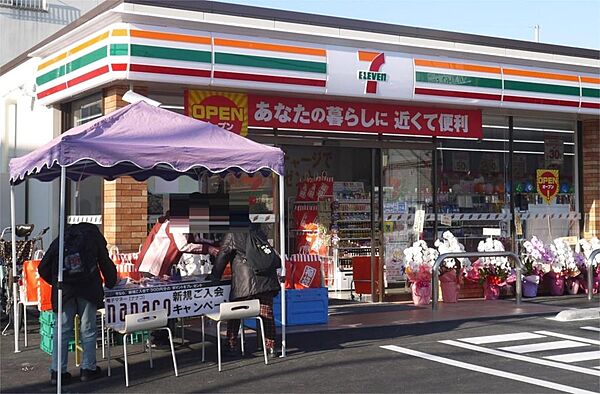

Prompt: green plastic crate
[
  {"left": 40, "top": 322, "right": 54, "bottom": 338},
  {"left": 39, "top": 311, "right": 55, "bottom": 326},
  {"left": 39, "top": 334, "right": 77, "bottom": 355},
  {"left": 114, "top": 330, "right": 149, "bottom": 345}
]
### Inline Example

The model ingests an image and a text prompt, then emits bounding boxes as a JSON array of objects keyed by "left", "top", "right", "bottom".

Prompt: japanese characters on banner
[
  {"left": 247, "top": 96, "right": 483, "bottom": 138},
  {"left": 186, "top": 90, "right": 249, "bottom": 135},
  {"left": 536, "top": 169, "right": 559, "bottom": 204},
  {"left": 104, "top": 281, "right": 231, "bottom": 328}
]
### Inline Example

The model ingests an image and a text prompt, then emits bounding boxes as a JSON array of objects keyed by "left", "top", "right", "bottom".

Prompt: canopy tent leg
[
  {"left": 10, "top": 186, "right": 19, "bottom": 353},
  {"left": 278, "top": 175, "right": 286, "bottom": 357},
  {"left": 57, "top": 166, "right": 67, "bottom": 394}
]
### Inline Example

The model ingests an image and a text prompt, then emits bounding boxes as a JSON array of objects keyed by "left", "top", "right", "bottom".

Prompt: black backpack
[
  {"left": 62, "top": 225, "right": 97, "bottom": 283},
  {"left": 245, "top": 231, "right": 281, "bottom": 276}
]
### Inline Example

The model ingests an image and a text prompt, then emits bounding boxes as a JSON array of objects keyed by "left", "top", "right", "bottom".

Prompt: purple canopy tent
[{"left": 8, "top": 101, "right": 288, "bottom": 391}]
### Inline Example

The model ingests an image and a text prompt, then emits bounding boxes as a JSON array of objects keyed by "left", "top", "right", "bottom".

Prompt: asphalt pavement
[{"left": 1, "top": 297, "right": 599, "bottom": 393}]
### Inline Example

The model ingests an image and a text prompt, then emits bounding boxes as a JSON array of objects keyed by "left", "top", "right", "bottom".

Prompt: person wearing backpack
[
  {"left": 39, "top": 222, "right": 118, "bottom": 385},
  {"left": 209, "top": 224, "right": 281, "bottom": 358}
]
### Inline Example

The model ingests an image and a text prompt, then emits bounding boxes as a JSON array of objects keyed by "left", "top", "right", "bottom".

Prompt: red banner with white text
[{"left": 248, "top": 95, "right": 482, "bottom": 138}]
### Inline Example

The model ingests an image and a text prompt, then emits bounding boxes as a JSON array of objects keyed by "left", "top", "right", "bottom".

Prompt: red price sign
[{"left": 536, "top": 169, "right": 559, "bottom": 204}]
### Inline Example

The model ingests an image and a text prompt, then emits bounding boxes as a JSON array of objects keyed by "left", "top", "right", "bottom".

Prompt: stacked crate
[{"left": 38, "top": 311, "right": 76, "bottom": 355}]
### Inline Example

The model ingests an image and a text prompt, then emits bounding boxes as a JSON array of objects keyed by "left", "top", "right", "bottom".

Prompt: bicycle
[{"left": 0, "top": 225, "right": 49, "bottom": 335}]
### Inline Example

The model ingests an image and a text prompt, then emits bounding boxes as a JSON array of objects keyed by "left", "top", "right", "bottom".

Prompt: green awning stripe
[
  {"left": 36, "top": 46, "right": 107, "bottom": 86},
  {"left": 215, "top": 52, "right": 327, "bottom": 74},
  {"left": 130, "top": 44, "right": 211, "bottom": 63},
  {"left": 416, "top": 71, "right": 502, "bottom": 89}
]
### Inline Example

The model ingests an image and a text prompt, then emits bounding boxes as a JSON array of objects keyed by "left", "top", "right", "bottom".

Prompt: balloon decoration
[
  {"left": 474, "top": 183, "right": 485, "bottom": 194},
  {"left": 515, "top": 183, "right": 524, "bottom": 193},
  {"left": 495, "top": 183, "right": 505, "bottom": 194},
  {"left": 525, "top": 181, "right": 534, "bottom": 193},
  {"left": 560, "top": 183, "right": 569, "bottom": 194}
]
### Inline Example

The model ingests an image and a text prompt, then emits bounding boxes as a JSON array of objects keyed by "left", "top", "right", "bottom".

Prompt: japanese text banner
[{"left": 248, "top": 95, "right": 482, "bottom": 138}]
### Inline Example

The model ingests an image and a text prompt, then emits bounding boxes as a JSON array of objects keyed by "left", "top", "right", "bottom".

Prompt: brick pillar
[
  {"left": 102, "top": 85, "right": 148, "bottom": 252},
  {"left": 582, "top": 119, "right": 600, "bottom": 238}
]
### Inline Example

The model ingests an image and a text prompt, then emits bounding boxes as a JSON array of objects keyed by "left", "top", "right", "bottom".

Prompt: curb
[{"left": 553, "top": 307, "right": 600, "bottom": 321}]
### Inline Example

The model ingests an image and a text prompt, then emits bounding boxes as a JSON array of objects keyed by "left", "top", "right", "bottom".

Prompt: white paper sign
[
  {"left": 413, "top": 209, "right": 425, "bottom": 234},
  {"left": 440, "top": 214, "right": 452, "bottom": 227},
  {"left": 545, "top": 138, "right": 564, "bottom": 167}
]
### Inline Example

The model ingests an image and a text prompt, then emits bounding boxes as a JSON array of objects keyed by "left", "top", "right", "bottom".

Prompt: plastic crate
[
  {"left": 40, "top": 334, "right": 53, "bottom": 355},
  {"left": 40, "top": 322, "right": 54, "bottom": 338},
  {"left": 39, "top": 311, "right": 55, "bottom": 326},
  {"left": 114, "top": 330, "right": 149, "bottom": 345},
  {"left": 245, "top": 288, "right": 328, "bottom": 328}
]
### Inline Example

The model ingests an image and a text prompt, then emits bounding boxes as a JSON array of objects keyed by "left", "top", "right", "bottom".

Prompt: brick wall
[
  {"left": 102, "top": 85, "right": 149, "bottom": 252},
  {"left": 582, "top": 119, "right": 600, "bottom": 239}
]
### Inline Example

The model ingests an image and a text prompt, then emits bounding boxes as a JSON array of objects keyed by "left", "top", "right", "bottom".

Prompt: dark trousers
[{"left": 226, "top": 291, "right": 277, "bottom": 350}]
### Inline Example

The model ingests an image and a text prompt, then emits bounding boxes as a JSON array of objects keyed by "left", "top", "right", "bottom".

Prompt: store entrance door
[{"left": 379, "top": 148, "right": 433, "bottom": 300}]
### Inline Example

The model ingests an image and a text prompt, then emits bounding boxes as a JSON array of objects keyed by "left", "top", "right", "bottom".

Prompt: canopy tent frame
[{"left": 8, "top": 101, "right": 287, "bottom": 393}]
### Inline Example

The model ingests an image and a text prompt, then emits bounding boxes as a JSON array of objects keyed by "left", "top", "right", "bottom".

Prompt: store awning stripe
[
  {"left": 110, "top": 44, "right": 129, "bottom": 56},
  {"left": 581, "top": 102, "right": 600, "bottom": 109},
  {"left": 504, "top": 80, "right": 580, "bottom": 97},
  {"left": 503, "top": 95, "right": 580, "bottom": 107},
  {"left": 414, "top": 87, "right": 502, "bottom": 101},
  {"left": 36, "top": 46, "right": 108, "bottom": 86},
  {"left": 131, "top": 29, "right": 211, "bottom": 45},
  {"left": 214, "top": 37, "right": 326, "bottom": 57},
  {"left": 130, "top": 44, "right": 212, "bottom": 64},
  {"left": 129, "top": 63, "right": 211, "bottom": 78},
  {"left": 37, "top": 31, "right": 109, "bottom": 71},
  {"left": 214, "top": 52, "right": 327, "bottom": 74},
  {"left": 582, "top": 87, "right": 600, "bottom": 98},
  {"left": 37, "top": 64, "right": 112, "bottom": 100},
  {"left": 581, "top": 76, "right": 600, "bottom": 84},
  {"left": 503, "top": 67, "right": 580, "bottom": 82},
  {"left": 416, "top": 72, "right": 502, "bottom": 89},
  {"left": 414, "top": 59, "right": 501, "bottom": 74},
  {"left": 213, "top": 70, "right": 326, "bottom": 87}
]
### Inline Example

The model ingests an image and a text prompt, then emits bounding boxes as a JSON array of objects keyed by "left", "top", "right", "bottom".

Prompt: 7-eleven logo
[{"left": 358, "top": 51, "right": 387, "bottom": 94}]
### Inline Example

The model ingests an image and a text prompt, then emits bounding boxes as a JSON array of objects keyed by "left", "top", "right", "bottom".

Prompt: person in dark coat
[
  {"left": 39, "top": 223, "right": 118, "bottom": 385},
  {"left": 210, "top": 225, "right": 280, "bottom": 357}
]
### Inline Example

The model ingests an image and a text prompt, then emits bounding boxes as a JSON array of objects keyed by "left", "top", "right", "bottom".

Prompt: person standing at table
[
  {"left": 39, "top": 222, "right": 118, "bottom": 385},
  {"left": 210, "top": 224, "right": 280, "bottom": 358}
]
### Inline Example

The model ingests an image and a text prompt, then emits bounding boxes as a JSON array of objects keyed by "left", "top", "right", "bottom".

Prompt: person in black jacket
[
  {"left": 210, "top": 225, "right": 280, "bottom": 358},
  {"left": 39, "top": 223, "right": 118, "bottom": 385}
]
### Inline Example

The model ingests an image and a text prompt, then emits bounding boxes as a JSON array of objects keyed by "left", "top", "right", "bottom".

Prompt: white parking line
[
  {"left": 458, "top": 332, "right": 545, "bottom": 344},
  {"left": 580, "top": 326, "right": 600, "bottom": 333},
  {"left": 545, "top": 351, "right": 600, "bottom": 363},
  {"left": 499, "top": 340, "right": 589, "bottom": 354},
  {"left": 439, "top": 340, "right": 600, "bottom": 377},
  {"left": 381, "top": 345, "right": 597, "bottom": 394},
  {"left": 535, "top": 331, "right": 600, "bottom": 346}
]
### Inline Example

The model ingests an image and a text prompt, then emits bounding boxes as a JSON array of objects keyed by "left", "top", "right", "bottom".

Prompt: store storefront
[{"left": 26, "top": 1, "right": 599, "bottom": 302}]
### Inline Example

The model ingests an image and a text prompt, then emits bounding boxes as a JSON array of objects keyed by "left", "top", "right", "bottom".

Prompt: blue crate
[{"left": 245, "top": 288, "right": 328, "bottom": 328}]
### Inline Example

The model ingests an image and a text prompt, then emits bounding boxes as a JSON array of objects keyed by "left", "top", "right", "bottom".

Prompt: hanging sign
[
  {"left": 536, "top": 169, "right": 559, "bottom": 204},
  {"left": 248, "top": 95, "right": 483, "bottom": 138},
  {"left": 544, "top": 138, "right": 564, "bottom": 167},
  {"left": 452, "top": 152, "right": 470, "bottom": 172},
  {"left": 186, "top": 90, "right": 248, "bottom": 135}
]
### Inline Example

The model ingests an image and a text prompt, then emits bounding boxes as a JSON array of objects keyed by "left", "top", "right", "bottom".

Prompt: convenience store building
[{"left": 2, "top": 0, "right": 599, "bottom": 301}]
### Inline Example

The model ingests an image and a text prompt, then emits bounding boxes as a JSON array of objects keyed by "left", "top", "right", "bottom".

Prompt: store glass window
[
  {"left": 69, "top": 93, "right": 103, "bottom": 215},
  {"left": 513, "top": 117, "right": 577, "bottom": 245},
  {"left": 435, "top": 115, "right": 510, "bottom": 250}
]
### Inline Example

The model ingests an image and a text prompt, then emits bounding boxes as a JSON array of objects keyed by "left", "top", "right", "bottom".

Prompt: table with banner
[{"left": 104, "top": 276, "right": 231, "bottom": 329}]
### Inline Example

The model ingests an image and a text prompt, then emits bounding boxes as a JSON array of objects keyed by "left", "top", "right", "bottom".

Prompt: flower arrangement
[
  {"left": 550, "top": 238, "right": 580, "bottom": 279},
  {"left": 475, "top": 237, "right": 511, "bottom": 285},
  {"left": 403, "top": 240, "right": 438, "bottom": 284},
  {"left": 404, "top": 240, "right": 438, "bottom": 305},
  {"left": 522, "top": 236, "right": 552, "bottom": 276},
  {"left": 434, "top": 231, "right": 467, "bottom": 275},
  {"left": 578, "top": 237, "right": 600, "bottom": 275}
]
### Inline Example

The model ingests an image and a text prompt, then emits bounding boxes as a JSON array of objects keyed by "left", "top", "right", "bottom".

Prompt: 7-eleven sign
[{"left": 358, "top": 51, "right": 387, "bottom": 94}]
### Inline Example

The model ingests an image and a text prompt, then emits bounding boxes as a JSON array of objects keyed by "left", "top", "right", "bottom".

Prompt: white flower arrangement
[
  {"left": 550, "top": 238, "right": 579, "bottom": 276},
  {"left": 403, "top": 240, "right": 439, "bottom": 282},
  {"left": 579, "top": 237, "right": 600, "bottom": 260},
  {"left": 434, "top": 231, "right": 468, "bottom": 272},
  {"left": 477, "top": 237, "right": 509, "bottom": 267}
]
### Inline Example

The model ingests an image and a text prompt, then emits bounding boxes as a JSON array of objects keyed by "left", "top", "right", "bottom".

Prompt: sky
[{"left": 223, "top": 0, "right": 600, "bottom": 50}]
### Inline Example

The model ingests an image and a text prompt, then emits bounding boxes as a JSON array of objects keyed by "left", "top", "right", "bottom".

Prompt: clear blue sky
[{"left": 223, "top": 0, "right": 600, "bottom": 50}]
